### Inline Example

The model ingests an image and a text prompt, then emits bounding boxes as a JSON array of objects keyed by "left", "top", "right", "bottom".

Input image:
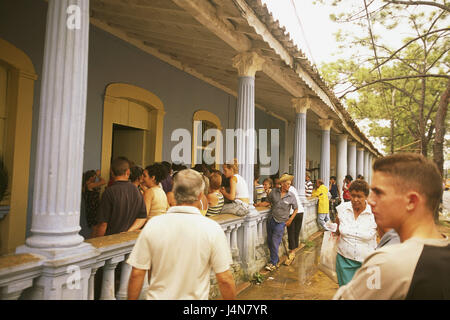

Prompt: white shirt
[
  {"left": 127, "top": 206, "right": 232, "bottom": 300},
  {"left": 336, "top": 201, "right": 377, "bottom": 262},
  {"left": 234, "top": 174, "right": 249, "bottom": 199},
  {"left": 288, "top": 186, "right": 304, "bottom": 215}
]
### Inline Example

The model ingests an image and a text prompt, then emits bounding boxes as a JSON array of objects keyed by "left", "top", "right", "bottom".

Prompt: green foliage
[
  {"left": 0, "top": 158, "right": 8, "bottom": 202},
  {"left": 301, "top": 240, "right": 315, "bottom": 248},
  {"left": 317, "top": 1, "right": 449, "bottom": 155},
  {"left": 251, "top": 272, "right": 265, "bottom": 284}
]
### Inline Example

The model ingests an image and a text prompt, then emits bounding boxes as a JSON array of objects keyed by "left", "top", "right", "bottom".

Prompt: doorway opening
[{"left": 111, "top": 123, "right": 145, "bottom": 167}]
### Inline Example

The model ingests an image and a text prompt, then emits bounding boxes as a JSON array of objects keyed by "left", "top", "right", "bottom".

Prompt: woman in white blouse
[
  {"left": 334, "top": 179, "right": 377, "bottom": 287},
  {"left": 220, "top": 159, "right": 249, "bottom": 204}
]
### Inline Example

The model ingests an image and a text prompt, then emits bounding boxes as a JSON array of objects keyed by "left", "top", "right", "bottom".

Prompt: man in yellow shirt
[{"left": 311, "top": 179, "right": 330, "bottom": 230}]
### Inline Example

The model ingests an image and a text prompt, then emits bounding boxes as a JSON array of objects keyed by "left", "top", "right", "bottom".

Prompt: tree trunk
[
  {"left": 433, "top": 79, "right": 450, "bottom": 177},
  {"left": 390, "top": 118, "right": 395, "bottom": 154},
  {"left": 390, "top": 89, "right": 395, "bottom": 154}
]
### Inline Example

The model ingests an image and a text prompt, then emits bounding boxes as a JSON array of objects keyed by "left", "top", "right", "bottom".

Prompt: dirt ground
[{"left": 238, "top": 235, "right": 339, "bottom": 300}]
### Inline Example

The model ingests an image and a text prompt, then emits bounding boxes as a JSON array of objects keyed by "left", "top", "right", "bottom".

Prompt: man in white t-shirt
[{"left": 127, "top": 169, "right": 236, "bottom": 300}]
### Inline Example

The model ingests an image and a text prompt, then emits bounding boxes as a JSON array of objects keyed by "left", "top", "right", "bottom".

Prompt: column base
[{"left": 24, "top": 232, "right": 85, "bottom": 252}]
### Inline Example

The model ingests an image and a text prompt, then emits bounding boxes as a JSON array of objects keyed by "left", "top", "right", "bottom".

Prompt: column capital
[
  {"left": 318, "top": 118, "right": 333, "bottom": 131},
  {"left": 292, "top": 97, "right": 311, "bottom": 114},
  {"left": 357, "top": 146, "right": 365, "bottom": 151},
  {"left": 348, "top": 140, "right": 357, "bottom": 146},
  {"left": 232, "top": 51, "right": 265, "bottom": 77},
  {"left": 338, "top": 133, "right": 348, "bottom": 139}
]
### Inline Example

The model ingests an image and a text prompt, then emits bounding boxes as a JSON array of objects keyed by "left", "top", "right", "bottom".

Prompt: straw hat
[{"left": 279, "top": 173, "right": 294, "bottom": 183}]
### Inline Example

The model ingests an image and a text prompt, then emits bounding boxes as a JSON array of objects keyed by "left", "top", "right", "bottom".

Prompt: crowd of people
[{"left": 81, "top": 152, "right": 448, "bottom": 300}]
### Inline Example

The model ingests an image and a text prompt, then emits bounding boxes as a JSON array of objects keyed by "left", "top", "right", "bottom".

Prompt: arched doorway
[
  {"left": 192, "top": 110, "right": 223, "bottom": 170},
  {"left": 101, "top": 83, "right": 165, "bottom": 180},
  {"left": 0, "top": 38, "right": 37, "bottom": 254}
]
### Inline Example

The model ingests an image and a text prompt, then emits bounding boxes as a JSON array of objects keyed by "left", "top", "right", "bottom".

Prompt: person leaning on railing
[{"left": 311, "top": 179, "right": 330, "bottom": 230}]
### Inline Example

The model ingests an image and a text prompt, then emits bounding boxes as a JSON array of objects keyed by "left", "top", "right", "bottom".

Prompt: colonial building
[{"left": 0, "top": 0, "right": 380, "bottom": 299}]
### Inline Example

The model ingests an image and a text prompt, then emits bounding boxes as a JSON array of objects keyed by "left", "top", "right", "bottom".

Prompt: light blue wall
[
  {"left": 306, "top": 129, "right": 322, "bottom": 181},
  {"left": 1, "top": 0, "right": 286, "bottom": 239}
]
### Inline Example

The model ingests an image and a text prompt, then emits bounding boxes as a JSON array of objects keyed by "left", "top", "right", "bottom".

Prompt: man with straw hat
[{"left": 258, "top": 173, "right": 299, "bottom": 271}]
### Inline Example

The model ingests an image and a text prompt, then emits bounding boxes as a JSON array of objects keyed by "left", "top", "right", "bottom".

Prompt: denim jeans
[
  {"left": 317, "top": 213, "right": 330, "bottom": 230},
  {"left": 267, "top": 217, "right": 286, "bottom": 265}
]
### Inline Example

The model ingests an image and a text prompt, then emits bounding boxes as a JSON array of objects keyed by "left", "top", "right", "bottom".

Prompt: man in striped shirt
[{"left": 305, "top": 174, "right": 314, "bottom": 198}]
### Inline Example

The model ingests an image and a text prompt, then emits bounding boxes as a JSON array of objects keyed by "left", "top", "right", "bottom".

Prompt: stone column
[
  {"left": 368, "top": 154, "right": 373, "bottom": 184},
  {"left": 16, "top": 0, "right": 98, "bottom": 299},
  {"left": 357, "top": 147, "right": 365, "bottom": 177},
  {"left": 232, "top": 52, "right": 265, "bottom": 204},
  {"left": 319, "top": 119, "right": 333, "bottom": 186},
  {"left": 292, "top": 97, "right": 311, "bottom": 201},
  {"left": 364, "top": 151, "right": 370, "bottom": 181},
  {"left": 348, "top": 141, "right": 357, "bottom": 180},
  {"left": 337, "top": 134, "right": 348, "bottom": 198}
]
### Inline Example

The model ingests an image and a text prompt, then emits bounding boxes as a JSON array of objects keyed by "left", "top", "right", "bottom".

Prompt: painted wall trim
[
  {"left": 101, "top": 83, "right": 165, "bottom": 183},
  {"left": 0, "top": 38, "right": 36, "bottom": 254},
  {"left": 192, "top": 110, "right": 223, "bottom": 169}
]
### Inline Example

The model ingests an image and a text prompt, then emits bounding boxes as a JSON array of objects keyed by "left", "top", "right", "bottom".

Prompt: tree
[{"left": 316, "top": 0, "right": 449, "bottom": 174}]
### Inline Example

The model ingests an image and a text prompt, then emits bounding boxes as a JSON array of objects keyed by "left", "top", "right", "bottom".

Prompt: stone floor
[{"left": 237, "top": 234, "right": 339, "bottom": 300}]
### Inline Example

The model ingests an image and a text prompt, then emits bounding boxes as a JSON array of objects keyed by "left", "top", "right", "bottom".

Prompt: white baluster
[
  {"left": 116, "top": 258, "right": 132, "bottom": 300},
  {"left": 257, "top": 218, "right": 264, "bottom": 245},
  {"left": 231, "top": 225, "right": 240, "bottom": 261},
  {"left": 100, "top": 256, "right": 124, "bottom": 300},
  {"left": 88, "top": 262, "right": 105, "bottom": 300},
  {"left": 225, "top": 227, "right": 232, "bottom": 250}
]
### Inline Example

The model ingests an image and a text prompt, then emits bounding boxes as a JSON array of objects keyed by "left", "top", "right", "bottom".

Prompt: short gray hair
[{"left": 173, "top": 169, "right": 205, "bottom": 204}]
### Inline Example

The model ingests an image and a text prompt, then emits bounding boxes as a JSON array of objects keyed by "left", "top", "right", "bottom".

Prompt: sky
[
  {"left": 259, "top": 0, "right": 447, "bottom": 155},
  {"left": 260, "top": 0, "right": 431, "bottom": 66},
  {"left": 260, "top": 0, "right": 387, "bottom": 151}
]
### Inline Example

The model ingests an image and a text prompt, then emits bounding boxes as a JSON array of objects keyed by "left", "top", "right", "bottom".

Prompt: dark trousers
[
  {"left": 267, "top": 217, "right": 286, "bottom": 265},
  {"left": 287, "top": 212, "right": 304, "bottom": 250}
]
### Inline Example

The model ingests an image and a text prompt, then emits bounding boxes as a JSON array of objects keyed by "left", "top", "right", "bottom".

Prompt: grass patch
[
  {"left": 301, "top": 240, "right": 315, "bottom": 248},
  {"left": 251, "top": 272, "right": 265, "bottom": 285}
]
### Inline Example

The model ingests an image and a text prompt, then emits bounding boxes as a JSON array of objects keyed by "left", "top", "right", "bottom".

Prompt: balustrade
[{"left": 0, "top": 204, "right": 318, "bottom": 300}]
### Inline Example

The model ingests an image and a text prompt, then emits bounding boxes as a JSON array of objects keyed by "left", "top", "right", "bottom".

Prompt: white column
[
  {"left": 319, "top": 119, "right": 333, "bottom": 186},
  {"left": 368, "top": 154, "right": 373, "bottom": 184},
  {"left": 15, "top": 0, "right": 98, "bottom": 300},
  {"left": 348, "top": 141, "right": 357, "bottom": 180},
  {"left": 232, "top": 52, "right": 265, "bottom": 204},
  {"left": 364, "top": 151, "right": 370, "bottom": 181},
  {"left": 357, "top": 147, "right": 365, "bottom": 177},
  {"left": 23, "top": 0, "right": 90, "bottom": 249},
  {"left": 337, "top": 134, "right": 348, "bottom": 198},
  {"left": 292, "top": 97, "right": 311, "bottom": 201}
]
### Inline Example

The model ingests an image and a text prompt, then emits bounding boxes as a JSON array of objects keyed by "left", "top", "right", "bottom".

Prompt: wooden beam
[
  {"left": 121, "top": 28, "right": 234, "bottom": 52},
  {"left": 232, "top": 0, "right": 293, "bottom": 67},
  {"left": 90, "top": 4, "right": 200, "bottom": 27},
  {"left": 94, "top": 0, "right": 181, "bottom": 11},
  {"left": 171, "top": 0, "right": 251, "bottom": 52},
  {"left": 91, "top": 11, "right": 215, "bottom": 40}
]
